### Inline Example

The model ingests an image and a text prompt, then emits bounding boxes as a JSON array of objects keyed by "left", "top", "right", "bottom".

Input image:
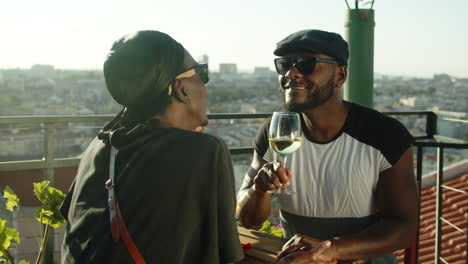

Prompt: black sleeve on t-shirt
[
  {"left": 378, "top": 116, "right": 415, "bottom": 165},
  {"left": 254, "top": 117, "right": 271, "bottom": 157},
  {"left": 345, "top": 103, "right": 415, "bottom": 166}
]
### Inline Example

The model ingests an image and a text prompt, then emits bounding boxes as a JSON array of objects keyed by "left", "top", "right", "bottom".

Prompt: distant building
[
  {"left": 240, "top": 103, "right": 256, "bottom": 113},
  {"left": 219, "top": 63, "right": 238, "bottom": 81},
  {"left": 433, "top": 73, "right": 451, "bottom": 81},
  {"left": 254, "top": 67, "right": 269, "bottom": 75},
  {"left": 374, "top": 95, "right": 396, "bottom": 105},
  {"left": 219, "top": 63, "right": 238, "bottom": 75},
  {"left": 399, "top": 96, "right": 429, "bottom": 109},
  {"left": 253, "top": 67, "right": 274, "bottom": 79},
  {"left": 30, "top": 64, "right": 55, "bottom": 78},
  {"left": 198, "top": 54, "right": 209, "bottom": 64}
]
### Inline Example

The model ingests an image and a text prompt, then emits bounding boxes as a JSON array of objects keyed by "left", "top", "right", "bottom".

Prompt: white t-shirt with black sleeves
[{"left": 254, "top": 101, "right": 414, "bottom": 219}]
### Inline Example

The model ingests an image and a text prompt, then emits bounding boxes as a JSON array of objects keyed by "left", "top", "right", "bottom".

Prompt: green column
[{"left": 344, "top": 9, "right": 375, "bottom": 108}]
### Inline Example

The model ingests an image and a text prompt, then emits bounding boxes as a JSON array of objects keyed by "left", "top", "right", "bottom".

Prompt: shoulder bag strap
[{"left": 106, "top": 146, "right": 147, "bottom": 264}]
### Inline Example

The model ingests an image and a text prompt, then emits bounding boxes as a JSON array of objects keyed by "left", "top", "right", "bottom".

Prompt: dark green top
[{"left": 60, "top": 127, "right": 243, "bottom": 263}]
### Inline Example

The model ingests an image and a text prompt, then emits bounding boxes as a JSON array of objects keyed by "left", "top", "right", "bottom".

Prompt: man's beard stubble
[{"left": 282, "top": 76, "right": 335, "bottom": 112}]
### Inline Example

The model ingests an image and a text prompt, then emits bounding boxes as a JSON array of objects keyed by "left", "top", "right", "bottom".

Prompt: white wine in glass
[
  {"left": 268, "top": 112, "right": 302, "bottom": 194},
  {"left": 269, "top": 138, "right": 302, "bottom": 155}
]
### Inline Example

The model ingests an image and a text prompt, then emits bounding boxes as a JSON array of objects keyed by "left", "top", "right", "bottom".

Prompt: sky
[{"left": 1, "top": 0, "right": 467, "bottom": 78}]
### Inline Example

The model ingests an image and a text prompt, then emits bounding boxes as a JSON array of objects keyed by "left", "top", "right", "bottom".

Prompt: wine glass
[{"left": 268, "top": 112, "right": 302, "bottom": 194}]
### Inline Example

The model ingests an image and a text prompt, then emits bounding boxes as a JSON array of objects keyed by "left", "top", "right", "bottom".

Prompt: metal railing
[
  {"left": 0, "top": 111, "right": 444, "bottom": 170},
  {"left": 0, "top": 111, "right": 467, "bottom": 264},
  {"left": 412, "top": 141, "right": 468, "bottom": 264}
]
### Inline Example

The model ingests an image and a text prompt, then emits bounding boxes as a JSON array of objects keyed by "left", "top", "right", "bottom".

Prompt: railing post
[
  {"left": 434, "top": 147, "right": 444, "bottom": 264},
  {"left": 43, "top": 123, "right": 55, "bottom": 183},
  {"left": 42, "top": 123, "right": 55, "bottom": 264},
  {"left": 416, "top": 145, "right": 423, "bottom": 183},
  {"left": 415, "top": 145, "right": 423, "bottom": 264},
  {"left": 426, "top": 112, "right": 438, "bottom": 139}
]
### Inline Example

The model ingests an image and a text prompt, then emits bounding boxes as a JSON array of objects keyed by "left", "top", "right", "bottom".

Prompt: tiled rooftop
[{"left": 395, "top": 173, "right": 467, "bottom": 264}]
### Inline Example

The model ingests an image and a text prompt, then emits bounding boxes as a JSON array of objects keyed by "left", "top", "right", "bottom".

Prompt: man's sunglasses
[
  {"left": 274, "top": 57, "right": 337, "bottom": 75},
  {"left": 168, "top": 63, "right": 209, "bottom": 95}
]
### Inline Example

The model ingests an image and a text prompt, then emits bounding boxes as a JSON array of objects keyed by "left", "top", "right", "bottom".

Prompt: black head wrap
[{"left": 98, "top": 30, "right": 185, "bottom": 146}]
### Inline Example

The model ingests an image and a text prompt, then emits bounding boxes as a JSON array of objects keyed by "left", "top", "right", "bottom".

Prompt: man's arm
[
  {"left": 237, "top": 151, "right": 293, "bottom": 228},
  {"left": 237, "top": 151, "right": 273, "bottom": 228},
  {"left": 324, "top": 147, "right": 420, "bottom": 261}
]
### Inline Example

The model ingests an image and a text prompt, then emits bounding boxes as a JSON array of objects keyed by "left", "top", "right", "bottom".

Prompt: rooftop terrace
[{"left": 0, "top": 111, "right": 467, "bottom": 263}]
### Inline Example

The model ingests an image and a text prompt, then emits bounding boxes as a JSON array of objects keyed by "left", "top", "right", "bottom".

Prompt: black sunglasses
[
  {"left": 168, "top": 63, "right": 209, "bottom": 95},
  {"left": 274, "top": 57, "right": 337, "bottom": 75}
]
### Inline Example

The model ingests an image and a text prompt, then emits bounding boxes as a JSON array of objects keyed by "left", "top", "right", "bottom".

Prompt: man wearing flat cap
[{"left": 238, "top": 29, "right": 419, "bottom": 264}]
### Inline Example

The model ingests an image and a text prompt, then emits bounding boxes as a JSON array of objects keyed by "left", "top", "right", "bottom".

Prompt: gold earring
[{"left": 168, "top": 84, "right": 172, "bottom": 95}]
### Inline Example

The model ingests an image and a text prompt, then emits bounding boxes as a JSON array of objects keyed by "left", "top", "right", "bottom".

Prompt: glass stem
[{"left": 280, "top": 154, "right": 287, "bottom": 189}]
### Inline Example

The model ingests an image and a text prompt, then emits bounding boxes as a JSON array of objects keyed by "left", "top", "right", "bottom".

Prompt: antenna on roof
[{"left": 345, "top": 0, "right": 375, "bottom": 9}]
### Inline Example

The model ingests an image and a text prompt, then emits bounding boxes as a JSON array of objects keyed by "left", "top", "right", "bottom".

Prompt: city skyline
[{"left": 1, "top": 0, "right": 468, "bottom": 78}]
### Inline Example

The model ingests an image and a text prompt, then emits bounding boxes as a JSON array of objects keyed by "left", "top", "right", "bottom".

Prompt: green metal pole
[{"left": 344, "top": 9, "right": 375, "bottom": 108}]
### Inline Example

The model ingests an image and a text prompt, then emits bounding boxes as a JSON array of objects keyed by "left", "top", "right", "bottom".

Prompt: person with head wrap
[
  {"left": 59, "top": 30, "right": 341, "bottom": 264},
  {"left": 59, "top": 30, "right": 242, "bottom": 264}
]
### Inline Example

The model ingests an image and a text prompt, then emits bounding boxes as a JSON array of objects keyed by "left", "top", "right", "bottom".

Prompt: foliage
[
  {"left": 0, "top": 219, "right": 20, "bottom": 261},
  {"left": 33, "top": 182, "right": 66, "bottom": 228},
  {"left": 3, "top": 187, "right": 19, "bottom": 213},
  {"left": 258, "top": 220, "right": 283, "bottom": 238},
  {"left": 0, "top": 181, "right": 66, "bottom": 264}
]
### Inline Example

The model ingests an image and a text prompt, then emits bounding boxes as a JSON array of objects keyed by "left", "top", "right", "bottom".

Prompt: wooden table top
[
  {"left": 238, "top": 226, "right": 365, "bottom": 264},
  {"left": 238, "top": 225, "right": 286, "bottom": 263}
]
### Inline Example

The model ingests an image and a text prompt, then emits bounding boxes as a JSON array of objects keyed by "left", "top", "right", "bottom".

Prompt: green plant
[
  {"left": 0, "top": 181, "right": 65, "bottom": 264},
  {"left": 258, "top": 220, "right": 283, "bottom": 238}
]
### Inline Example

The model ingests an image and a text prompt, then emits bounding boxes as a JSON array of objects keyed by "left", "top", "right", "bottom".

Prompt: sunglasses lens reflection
[
  {"left": 275, "top": 59, "right": 292, "bottom": 75},
  {"left": 200, "top": 65, "right": 209, "bottom": 84},
  {"left": 296, "top": 58, "right": 316, "bottom": 75},
  {"left": 274, "top": 57, "right": 317, "bottom": 75},
  {"left": 195, "top": 64, "right": 209, "bottom": 84}
]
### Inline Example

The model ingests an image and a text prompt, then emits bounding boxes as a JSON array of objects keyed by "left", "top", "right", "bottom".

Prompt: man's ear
[
  {"left": 172, "top": 79, "right": 190, "bottom": 103},
  {"left": 335, "top": 66, "right": 347, "bottom": 87}
]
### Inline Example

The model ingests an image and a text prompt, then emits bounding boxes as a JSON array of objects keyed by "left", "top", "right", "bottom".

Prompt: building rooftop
[{"left": 395, "top": 172, "right": 467, "bottom": 264}]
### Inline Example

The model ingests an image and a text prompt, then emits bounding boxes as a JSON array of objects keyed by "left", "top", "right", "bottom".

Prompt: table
[
  {"left": 238, "top": 226, "right": 365, "bottom": 264},
  {"left": 238, "top": 226, "right": 286, "bottom": 263}
]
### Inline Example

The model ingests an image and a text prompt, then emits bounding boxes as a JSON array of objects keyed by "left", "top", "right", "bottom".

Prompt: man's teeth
[{"left": 290, "top": 86, "right": 307, "bottom": 90}]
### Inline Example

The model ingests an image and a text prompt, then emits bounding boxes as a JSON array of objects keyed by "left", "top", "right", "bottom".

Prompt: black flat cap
[{"left": 274, "top": 29, "right": 349, "bottom": 65}]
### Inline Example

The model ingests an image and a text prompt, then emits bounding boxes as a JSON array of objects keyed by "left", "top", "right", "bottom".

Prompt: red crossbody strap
[{"left": 106, "top": 146, "right": 146, "bottom": 264}]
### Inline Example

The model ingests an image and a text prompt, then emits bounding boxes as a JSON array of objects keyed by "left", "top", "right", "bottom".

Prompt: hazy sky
[{"left": 1, "top": 0, "right": 467, "bottom": 77}]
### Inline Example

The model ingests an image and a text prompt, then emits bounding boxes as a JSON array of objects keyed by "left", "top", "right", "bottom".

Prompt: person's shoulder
[
  {"left": 346, "top": 102, "right": 414, "bottom": 164},
  {"left": 162, "top": 128, "right": 228, "bottom": 151},
  {"left": 180, "top": 129, "right": 225, "bottom": 144},
  {"left": 347, "top": 101, "right": 408, "bottom": 132},
  {"left": 254, "top": 115, "right": 273, "bottom": 156},
  {"left": 348, "top": 101, "right": 387, "bottom": 120}
]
